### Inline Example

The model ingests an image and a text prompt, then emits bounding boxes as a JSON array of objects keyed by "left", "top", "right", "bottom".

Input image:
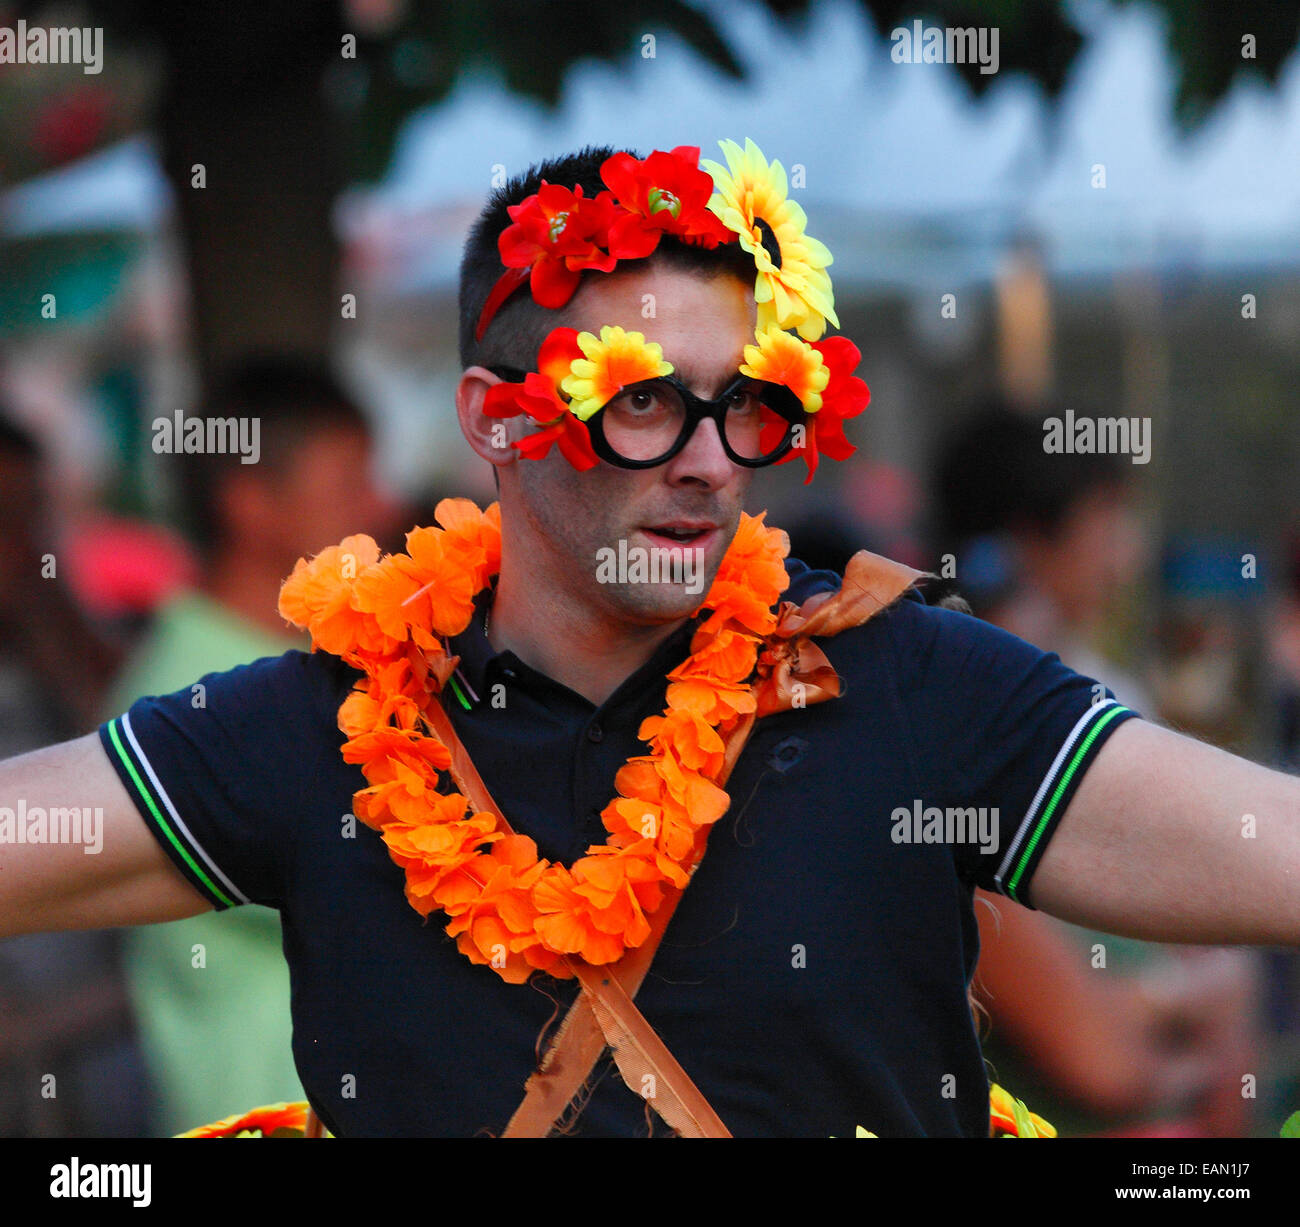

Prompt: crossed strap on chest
[{"left": 305, "top": 550, "right": 922, "bottom": 1139}]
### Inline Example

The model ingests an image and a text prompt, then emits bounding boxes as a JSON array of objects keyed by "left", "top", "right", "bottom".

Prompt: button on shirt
[
  {"left": 455, "top": 600, "right": 710, "bottom": 867},
  {"left": 99, "top": 559, "right": 1137, "bottom": 1136}
]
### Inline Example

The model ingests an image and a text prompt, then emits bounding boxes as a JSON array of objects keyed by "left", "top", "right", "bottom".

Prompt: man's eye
[
  {"left": 724, "top": 387, "right": 763, "bottom": 415},
  {"left": 613, "top": 388, "right": 665, "bottom": 416}
]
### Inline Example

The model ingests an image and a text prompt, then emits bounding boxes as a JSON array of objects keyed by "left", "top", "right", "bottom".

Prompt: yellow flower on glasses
[
  {"left": 561, "top": 326, "right": 673, "bottom": 421},
  {"left": 740, "top": 323, "right": 829, "bottom": 413},
  {"left": 702, "top": 138, "right": 839, "bottom": 342}
]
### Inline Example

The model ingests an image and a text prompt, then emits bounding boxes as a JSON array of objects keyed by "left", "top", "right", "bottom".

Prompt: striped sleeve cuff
[
  {"left": 992, "top": 700, "right": 1138, "bottom": 907},
  {"left": 99, "top": 713, "right": 249, "bottom": 910}
]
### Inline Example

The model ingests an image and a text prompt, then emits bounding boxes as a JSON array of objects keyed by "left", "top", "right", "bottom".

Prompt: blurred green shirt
[{"left": 104, "top": 591, "right": 305, "bottom": 1135}]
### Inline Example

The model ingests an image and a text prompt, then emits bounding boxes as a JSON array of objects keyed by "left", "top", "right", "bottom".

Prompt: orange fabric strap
[
  {"left": 424, "top": 686, "right": 734, "bottom": 1135},
  {"left": 502, "top": 549, "right": 924, "bottom": 1138}
]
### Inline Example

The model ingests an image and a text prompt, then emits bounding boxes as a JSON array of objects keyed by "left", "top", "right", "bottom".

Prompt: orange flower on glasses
[{"left": 741, "top": 323, "right": 828, "bottom": 413}]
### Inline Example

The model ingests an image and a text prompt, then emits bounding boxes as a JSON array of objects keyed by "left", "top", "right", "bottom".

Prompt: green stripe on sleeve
[
  {"left": 1006, "top": 704, "right": 1127, "bottom": 901},
  {"left": 106, "top": 717, "right": 237, "bottom": 908}
]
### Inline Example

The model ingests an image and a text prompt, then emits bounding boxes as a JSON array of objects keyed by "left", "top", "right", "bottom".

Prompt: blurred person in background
[
  {"left": 101, "top": 358, "right": 403, "bottom": 1134},
  {"left": 0, "top": 414, "right": 148, "bottom": 1136},
  {"left": 1269, "top": 530, "right": 1300, "bottom": 773},
  {"left": 932, "top": 401, "right": 1147, "bottom": 707},
  {"left": 0, "top": 417, "right": 124, "bottom": 740},
  {"left": 932, "top": 401, "right": 1262, "bottom": 1137}
]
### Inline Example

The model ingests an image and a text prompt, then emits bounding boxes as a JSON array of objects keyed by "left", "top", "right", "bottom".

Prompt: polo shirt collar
[{"left": 449, "top": 581, "right": 704, "bottom": 712}]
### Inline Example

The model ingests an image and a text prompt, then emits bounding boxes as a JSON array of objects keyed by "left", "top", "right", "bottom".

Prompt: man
[
  {"left": 1, "top": 141, "right": 1297, "bottom": 1137},
  {"left": 103, "top": 358, "right": 400, "bottom": 1133}
]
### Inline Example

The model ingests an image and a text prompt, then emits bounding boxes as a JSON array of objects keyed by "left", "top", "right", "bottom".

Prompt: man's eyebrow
[{"left": 672, "top": 365, "right": 741, "bottom": 395}]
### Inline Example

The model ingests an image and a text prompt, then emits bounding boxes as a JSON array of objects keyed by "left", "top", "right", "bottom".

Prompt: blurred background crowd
[{"left": 0, "top": 0, "right": 1297, "bottom": 1136}]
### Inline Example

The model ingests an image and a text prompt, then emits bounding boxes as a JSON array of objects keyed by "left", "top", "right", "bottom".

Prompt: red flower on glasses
[{"left": 480, "top": 327, "right": 600, "bottom": 471}]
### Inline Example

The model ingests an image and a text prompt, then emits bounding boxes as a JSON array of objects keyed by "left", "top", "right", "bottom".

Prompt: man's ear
[{"left": 457, "top": 366, "right": 515, "bottom": 468}]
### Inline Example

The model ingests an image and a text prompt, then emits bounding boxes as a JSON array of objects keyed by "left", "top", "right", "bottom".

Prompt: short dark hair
[
  {"left": 458, "top": 145, "right": 756, "bottom": 371},
  {"left": 175, "top": 356, "right": 369, "bottom": 555}
]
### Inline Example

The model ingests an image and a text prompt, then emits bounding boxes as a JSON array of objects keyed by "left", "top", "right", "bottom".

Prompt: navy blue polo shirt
[{"left": 99, "top": 560, "right": 1137, "bottom": 1137}]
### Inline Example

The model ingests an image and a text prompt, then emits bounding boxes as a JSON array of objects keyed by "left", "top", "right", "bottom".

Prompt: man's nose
[{"left": 663, "top": 414, "right": 735, "bottom": 488}]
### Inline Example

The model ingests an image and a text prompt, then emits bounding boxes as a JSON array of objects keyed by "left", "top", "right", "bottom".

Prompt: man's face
[{"left": 502, "top": 264, "right": 757, "bottom": 626}]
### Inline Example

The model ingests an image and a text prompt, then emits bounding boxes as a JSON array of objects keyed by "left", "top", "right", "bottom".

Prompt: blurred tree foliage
[
  {"left": 12, "top": 0, "right": 1299, "bottom": 180},
  {"left": 5, "top": 0, "right": 1297, "bottom": 370}
]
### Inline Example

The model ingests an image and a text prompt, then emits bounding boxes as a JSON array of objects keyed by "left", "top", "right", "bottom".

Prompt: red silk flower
[
  {"left": 481, "top": 327, "right": 600, "bottom": 471},
  {"left": 600, "top": 145, "right": 734, "bottom": 256},
  {"left": 497, "top": 183, "right": 618, "bottom": 309}
]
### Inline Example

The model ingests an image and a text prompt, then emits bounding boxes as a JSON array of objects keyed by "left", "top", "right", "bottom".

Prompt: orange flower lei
[{"left": 278, "top": 498, "right": 790, "bottom": 984}]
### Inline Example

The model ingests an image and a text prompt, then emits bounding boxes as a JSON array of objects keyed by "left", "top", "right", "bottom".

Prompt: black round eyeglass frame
[{"left": 486, "top": 366, "right": 807, "bottom": 470}]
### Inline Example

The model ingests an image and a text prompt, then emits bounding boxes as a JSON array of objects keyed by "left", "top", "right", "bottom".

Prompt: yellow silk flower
[
  {"left": 561, "top": 326, "right": 673, "bottom": 421},
  {"left": 740, "top": 322, "right": 829, "bottom": 413},
  {"left": 702, "top": 138, "right": 838, "bottom": 342}
]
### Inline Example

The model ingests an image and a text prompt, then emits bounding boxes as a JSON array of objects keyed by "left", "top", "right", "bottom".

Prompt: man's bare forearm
[
  {"left": 0, "top": 734, "right": 211, "bottom": 937},
  {"left": 1032, "top": 719, "right": 1300, "bottom": 945}
]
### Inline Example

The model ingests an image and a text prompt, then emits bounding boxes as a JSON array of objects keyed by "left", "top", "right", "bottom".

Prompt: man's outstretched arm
[
  {"left": 0, "top": 734, "right": 212, "bottom": 938},
  {"left": 1032, "top": 719, "right": 1300, "bottom": 944}
]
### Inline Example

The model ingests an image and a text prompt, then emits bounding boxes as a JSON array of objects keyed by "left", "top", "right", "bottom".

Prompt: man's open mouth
[{"left": 642, "top": 524, "right": 714, "bottom": 546}]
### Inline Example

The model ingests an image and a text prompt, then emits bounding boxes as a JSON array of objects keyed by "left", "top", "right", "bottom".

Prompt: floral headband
[{"left": 476, "top": 139, "right": 867, "bottom": 483}]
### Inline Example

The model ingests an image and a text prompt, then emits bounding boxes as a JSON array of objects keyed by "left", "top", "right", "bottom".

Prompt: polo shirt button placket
[
  {"left": 576, "top": 802, "right": 607, "bottom": 861},
  {"left": 586, "top": 723, "right": 603, "bottom": 743}
]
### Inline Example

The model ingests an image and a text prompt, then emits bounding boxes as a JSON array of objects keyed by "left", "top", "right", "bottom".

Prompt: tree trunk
[{"left": 151, "top": 1, "right": 346, "bottom": 388}]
